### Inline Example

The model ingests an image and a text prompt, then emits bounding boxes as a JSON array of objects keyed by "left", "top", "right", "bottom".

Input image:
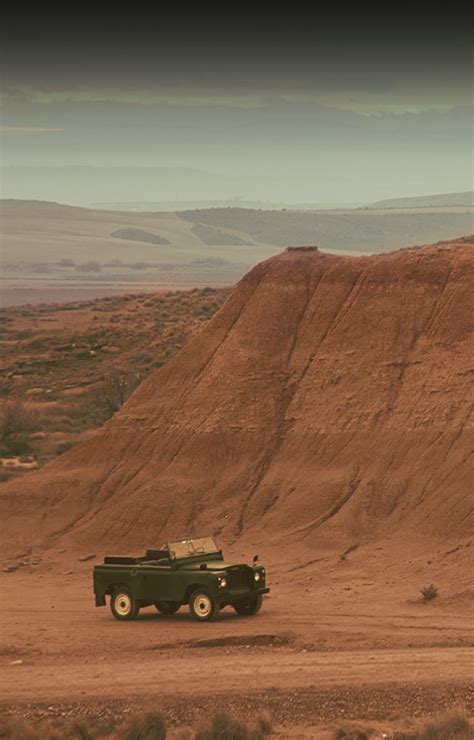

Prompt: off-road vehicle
[{"left": 93, "top": 536, "right": 269, "bottom": 622}]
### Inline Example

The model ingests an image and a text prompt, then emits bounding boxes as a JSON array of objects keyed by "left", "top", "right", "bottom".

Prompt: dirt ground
[{"left": 1, "top": 544, "right": 473, "bottom": 737}]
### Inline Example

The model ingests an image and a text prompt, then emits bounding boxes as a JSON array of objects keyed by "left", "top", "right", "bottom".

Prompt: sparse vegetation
[
  {"left": 94, "top": 372, "right": 142, "bottom": 418},
  {"left": 0, "top": 399, "right": 39, "bottom": 456},
  {"left": 70, "top": 722, "right": 95, "bottom": 740},
  {"left": 333, "top": 712, "right": 471, "bottom": 740},
  {"left": 334, "top": 729, "right": 370, "bottom": 740},
  {"left": 124, "top": 712, "right": 167, "bottom": 740},
  {"left": 393, "top": 710, "right": 471, "bottom": 738},
  {"left": 195, "top": 711, "right": 272, "bottom": 740},
  {"left": 76, "top": 261, "right": 102, "bottom": 273},
  {"left": 55, "top": 440, "right": 77, "bottom": 456},
  {"left": 0, "top": 287, "right": 231, "bottom": 476},
  {"left": 1, "top": 710, "right": 471, "bottom": 740},
  {"left": 420, "top": 584, "right": 438, "bottom": 602}
]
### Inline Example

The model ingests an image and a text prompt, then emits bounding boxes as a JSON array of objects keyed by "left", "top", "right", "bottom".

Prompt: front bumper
[{"left": 217, "top": 586, "right": 269, "bottom": 603}]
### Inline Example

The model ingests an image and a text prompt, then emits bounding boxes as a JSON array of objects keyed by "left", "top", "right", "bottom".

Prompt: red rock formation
[{"left": 1, "top": 239, "right": 472, "bottom": 554}]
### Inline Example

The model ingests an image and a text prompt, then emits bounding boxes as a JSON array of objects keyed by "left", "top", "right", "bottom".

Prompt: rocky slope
[{"left": 1, "top": 239, "right": 472, "bottom": 555}]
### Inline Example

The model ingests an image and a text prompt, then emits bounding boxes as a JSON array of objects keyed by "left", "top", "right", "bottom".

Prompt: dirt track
[{"left": 1, "top": 561, "right": 473, "bottom": 734}]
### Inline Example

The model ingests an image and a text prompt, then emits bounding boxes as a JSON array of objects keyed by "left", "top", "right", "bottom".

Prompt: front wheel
[
  {"left": 189, "top": 590, "right": 218, "bottom": 622},
  {"left": 233, "top": 593, "right": 263, "bottom": 616},
  {"left": 110, "top": 588, "right": 139, "bottom": 621},
  {"left": 154, "top": 601, "right": 181, "bottom": 615}
]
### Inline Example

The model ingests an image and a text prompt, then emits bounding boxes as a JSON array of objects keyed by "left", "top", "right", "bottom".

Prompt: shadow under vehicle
[{"left": 93, "top": 536, "right": 269, "bottom": 622}]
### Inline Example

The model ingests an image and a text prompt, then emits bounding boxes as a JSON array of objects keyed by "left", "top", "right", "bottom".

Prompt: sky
[{"left": 1, "top": 13, "right": 472, "bottom": 204}]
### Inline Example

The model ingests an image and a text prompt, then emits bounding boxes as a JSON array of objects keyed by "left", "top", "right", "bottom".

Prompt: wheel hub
[
  {"left": 196, "top": 595, "right": 212, "bottom": 617},
  {"left": 115, "top": 593, "right": 131, "bottom": 616}
]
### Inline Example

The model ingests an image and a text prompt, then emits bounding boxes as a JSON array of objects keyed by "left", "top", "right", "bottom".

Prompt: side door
[{"left": 132, "top": 565, "right": 179, "bottom": 602}]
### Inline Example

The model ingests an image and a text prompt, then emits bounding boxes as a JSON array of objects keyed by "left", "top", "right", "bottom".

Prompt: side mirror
[{"left": 253, "top": 554, "right": 259, "bottom": 564}]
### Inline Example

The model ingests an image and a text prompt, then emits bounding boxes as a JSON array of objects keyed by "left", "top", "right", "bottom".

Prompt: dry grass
[
  {"left": 123, "top": 712, "right": 167, "bottom": 739},
  {"left": 195, "top": 711, "right": 272, "bottom": 740},
  {"left": 0, "top": 710, "right": 272, "bottom": 739},
  {"left": 393, "top": 710, "right": 471, "bottom": 738},
  {"left": 333, "top": 711, "right": 472, "bottom": 740}
]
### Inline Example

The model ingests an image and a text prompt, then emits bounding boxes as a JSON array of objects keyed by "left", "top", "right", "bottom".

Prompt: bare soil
[{"left": 1, "top": 541, "right": 473, "bottom": 735}]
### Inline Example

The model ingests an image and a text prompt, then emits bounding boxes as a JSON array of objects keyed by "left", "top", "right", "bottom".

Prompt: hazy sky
[{"left": 1, "top": 14, "right": 472, "bottom": 203}]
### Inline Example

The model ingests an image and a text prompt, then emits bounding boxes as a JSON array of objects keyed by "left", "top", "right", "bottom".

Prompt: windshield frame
[{"left": 167, "top": 536, "right": 220, "bottom": 561}]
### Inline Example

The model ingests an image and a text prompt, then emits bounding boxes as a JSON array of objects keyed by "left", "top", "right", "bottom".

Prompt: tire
[
  {"left": 110, "top": 587, "right": 139, "bottom": 621},
  {"left": 154, "top": 600, "right": 181, "bottom": 615},
  {"left": 189, "top": 589, "right": 218, "bottom": 622},
  {"left": 233, "top": 593, "right": 263, "bottom": 616}
]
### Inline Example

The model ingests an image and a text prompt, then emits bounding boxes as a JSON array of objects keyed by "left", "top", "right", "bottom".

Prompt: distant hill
[
  {"left": 367, "top": 192, "right": 474, "bottom": 209},
  {"left": 179, "top": 207, "right": 473, "bottom": 252},
  {"left": 1, "top": 199, "right": 473, "bottom": 287}
]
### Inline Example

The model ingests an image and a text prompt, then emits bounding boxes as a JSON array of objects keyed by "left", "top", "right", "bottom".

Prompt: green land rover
[{"left": 93, "top": 536, "right": 269, "bottom": 622}]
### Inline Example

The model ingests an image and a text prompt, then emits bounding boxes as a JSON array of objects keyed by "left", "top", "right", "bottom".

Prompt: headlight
[
  {"left": 218, "top": 577, "right": 227, "bottom": 588},
  {"left": 254, "top": 572, "right": 261, "bottom": 582}
]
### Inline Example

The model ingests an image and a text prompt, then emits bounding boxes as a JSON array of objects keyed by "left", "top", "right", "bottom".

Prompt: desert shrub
[
  {"left": 7, "top": 438, "right": 33, "bottom": 455},
  {"left": 55, "top": 440, "right": 77, "bottom": 456},
  {"left": 124, "top": 711, "right": 167, "bottom": 740},
  {"left": 334, "top": 730, "right": 369, "bottom": 739},
  {"left": 0, "top": 716, "right": 40, "bottom": 739},
  {"left": 0, "top": 400, "right": 39, "bottom": 455},
  {"left": 195, "top": 711, "right": 272, "bottom": 740},
  {"left": 420, "top": 584, "right": 438, "bottom": 602},
  {"left": 255, "top": 712, "right": 272, "bottom": 736},
  {"left": 94, "top": 372, "right": 142, "bottom": 419},
  {"left": 393, "top": 710, "right": 471, "bottom": 738},
  {"left": 76, "top": 261, "right": 102, "bottom": 273},
  {"left": 69, "top": 722, "right": 95, "bottom": 739}
]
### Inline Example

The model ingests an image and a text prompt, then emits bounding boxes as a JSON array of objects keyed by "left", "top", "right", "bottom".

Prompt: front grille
[{"left": 227, "top": 567, "right": 252, "bottom": 589}]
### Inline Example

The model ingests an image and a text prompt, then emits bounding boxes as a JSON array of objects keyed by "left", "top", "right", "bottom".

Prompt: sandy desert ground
[{"left": 1, "top": 539, "right": 473, "bottom": 737}]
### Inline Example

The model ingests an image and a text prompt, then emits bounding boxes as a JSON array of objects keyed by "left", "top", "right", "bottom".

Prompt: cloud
[{"left": 2, "top": 83, "right": 471, "bottom": 116}]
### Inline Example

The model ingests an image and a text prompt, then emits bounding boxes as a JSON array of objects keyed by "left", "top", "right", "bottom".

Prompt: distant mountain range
[
  {"left": 367, "top": 191, "right": 473, "bottom": 209},
  {"left": 93, "top": 192, "right": 474, "bottom": 212},
  {"left": 1, "top": 166, "right": 472, "bottom": 212}
]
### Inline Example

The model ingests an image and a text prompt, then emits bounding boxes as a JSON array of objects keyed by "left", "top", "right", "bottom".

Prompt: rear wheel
[
  {"left": 189, "top": 590, "right": 218, "bottom": 622},
  {"left": 233, "top": 593, "right": 263, "bottom": 616},
  {"left": 154, "top": 600, "right": 180, "bottom": 615},
  {"left": 110, "top": 588, "right": 139, "bottom": 621}
]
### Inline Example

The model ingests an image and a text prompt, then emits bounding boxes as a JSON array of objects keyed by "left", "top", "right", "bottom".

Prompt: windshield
[{"left": 168, "top": 537, "right": 219, "bottom": 560}]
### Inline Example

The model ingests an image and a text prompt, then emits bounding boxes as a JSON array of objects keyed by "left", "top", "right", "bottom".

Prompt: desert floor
[{"left": 1, "top": 544, "right": 472, "bottom": 737}]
